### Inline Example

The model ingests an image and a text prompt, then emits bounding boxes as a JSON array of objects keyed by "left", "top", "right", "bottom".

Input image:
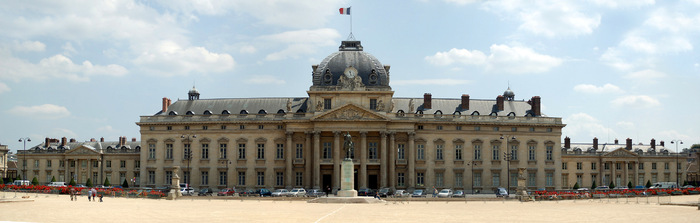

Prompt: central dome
[{"left": 311, "top": 40, "right": 390, "bottom": 91}]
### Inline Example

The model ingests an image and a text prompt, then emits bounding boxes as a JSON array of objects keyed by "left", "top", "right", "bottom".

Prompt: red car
[{"left": 217, "top": 188, "right": 236, "bottom": 196}]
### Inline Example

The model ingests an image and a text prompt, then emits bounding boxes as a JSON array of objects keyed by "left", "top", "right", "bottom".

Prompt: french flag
[{"left": 339, "top": 7, "right": 350, "bottom": 15}]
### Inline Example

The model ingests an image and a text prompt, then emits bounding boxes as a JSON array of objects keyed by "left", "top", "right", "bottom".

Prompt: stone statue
[
  {"left": 286, "top": 99, "right": 292, "bottom": 112},
  {"left": 316, "top": 100, "right": 323, "bottom": 111},
  {"left": 376, "top": 99, "right": 384, "bottom": 111},
  {"left": 409, "top": 99, "right": 415, "bottom": 113},
  {"left": 343, "top": 132, "right": 354, "bottom": 160}
]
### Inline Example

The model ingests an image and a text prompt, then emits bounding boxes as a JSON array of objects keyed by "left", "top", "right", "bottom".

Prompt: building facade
[
  {"left": 136, "top": 40, "right": 565, "bottom": 193},
  {"left": 0, "top": 144, "right": 8, "bottom": 179},
  {"left": 561, "top": 137, "right": 690, "bottom": 189}
]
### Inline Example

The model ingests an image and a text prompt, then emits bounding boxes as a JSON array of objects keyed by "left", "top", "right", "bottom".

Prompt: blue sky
[{"left": 1, "top": 0, "right": 699, "bottom": 152}]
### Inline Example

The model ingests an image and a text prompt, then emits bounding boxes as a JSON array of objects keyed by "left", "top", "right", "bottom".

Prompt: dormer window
[
  {"left": 324, "top": 98, "right": 331, "bottom": 110},
  {"left": 370, "top": 99, "right": 377, "bottom": 110}
]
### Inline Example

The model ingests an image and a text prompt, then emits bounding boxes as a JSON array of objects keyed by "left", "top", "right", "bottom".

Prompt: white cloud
[
  {"left": 610, "top": 95, "right": 660, "bottom": 108},
  {"left": 443, "top": 0, "right": 480, "bottom": 5},
  {"left": 573, "top": 84, "right": 624, "bottom": 94},
  {"left": 259, "top": 29, "right": 341, "bottom": 61},
  {"left": 600, "top": 48, "right": 634, "bottom": 71},
  {"left": 0, "top": 82, "right": 10, "bottom": 94},
  {"left": 12, "top": 40, "right": 45, "bottom": 52},
  {"left": 244, "top": 75, "right": 286, "bottom": 85},
  {"left": 620, "top": 34, "right": 693, "bottom": 54},
  {"left": 644, "top": 8, "right": 700, "bottom": 33},
  {"left": 426, "top": 44, "right": 562, "bottom": 74},
  {"left": 562, "top": 113, "right": 617, "bottom": 140},
  {"left": 8, "top": 104, "right": 71, "bottom": 119},
  {"left": 483, "top": 0, "right": 600, "bottom": 37},
  {"left": 590, "top": 0, "right": 655, "bottom": 8},
  {"left": 240, "top": 45, "right": 257, "bottom": 54},
  {"left": 624, "top": 69, "right": 666, "bottom": 83},
  {"left": 62, "top": 42, "right": 77, "bottom": 56},
  {"left": 133, "top": 40, "right": 235, "bottom": 76},
  {"left": 0, "top": 51, "right": 128, "bottom": 82},
  {"left": 391, "top": 79, "right": 471, "bottom": 86}
]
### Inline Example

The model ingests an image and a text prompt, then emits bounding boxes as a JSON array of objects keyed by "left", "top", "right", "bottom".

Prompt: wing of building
[{"left": 136, "top": 40, "right": 566, "bottom": 193}]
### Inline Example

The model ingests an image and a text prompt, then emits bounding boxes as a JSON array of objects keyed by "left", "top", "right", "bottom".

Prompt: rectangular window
[
  {"left": 616, "top": 163, "right": 622, "bottom": 170},
  {"left": 295, "top": 172, "right": 303, "bottom": 186},
  {"left": 184, "top": 171, "right": 189, "bottom": 185},
  {"left": 369, "top": 98, "right": 377, "bottom": 110},
  {"left": 455, "top": 144, "right": 463, "bottom": 160},
  {"left": 546, "top": 173, "right": 553, "bottom": 187},
  {"left": 184, "top": 126, "right": 190, "bottom": 130},
  {"left": 474, "top": 172, "right": 482, "bottom": 187},
  {"left": 277, "top": 125, "right": 283, "bottom": 130},
  {"left": 295, "top": 144, "right": 303, "bottom": 159},
  {"left": 576, "top": 175, "right": 583, "bottom": 186},
  {"left": 202, "top": 126, "right": 208, "bottom": 130},
  {"left": 435, "top": 172, "right": 444, "bottom": 187},
  {"left": 165, "top": 171, "right": 172, "bottom": 185},
  {"left": 92, "top": 172, "right": 98, "bottom": 184},
  {"left": 257, "top": 172, "right": 265, "bottom": 186},
  {"left": 219, "top": 171, "right": 227, "bottom": 186},
  {"left": 474, "top": 144, "right": 481, "bottom": 160},
  {"left": 167, "top": 126, "right": 172, "bottom": 130},
  {"left": 562, "top": 162, "right": 568, "bottom": 170},
  {"left": 638, "top": 174, "right": 644, "bottom": 186},
  {"left": 529, "top": 173, "right": 536, "bottom": 187},
  {"left": 492, "top": 173, "right": 500, "bottom": 187},
  {"left": 474, "top": 126, "right": 481, "bottom": 131},
  {"left": 276, "top": 144, "right": 284, "bottom": 159},
  {"left": 546, "top": 128, "right": 552, "bottom": 132},
  {"left": 70, "top": 160, "right": 75, "bottom": 167},
  {"left": 221, "top": 125, "right": 226, "bottom": 130},
  {"left": 238, "top": 172, "right": 246, "bottom": 185},
  {"left": 639, "top": 163, "right": 644, "bottom": 169},
  {"left": 120, "top": 160, "right": 126, "bottom": 168},
  {"left": 437, "top": 125, "right": 443, "bottom": 130},
  {"left": 201, "top": 144, "right": 209, "bottom": 159},
  {"left": 135, "top": 161, "right": 140, "bottom": 168},
  {"left": 240, "top": 125, "right": 245, "bottom": 130},
  {"left": 323, "top": 142, "right": 332, "bottom": 159},
  {"left": 416, "top": 172, "right": 424, "bottom": 186},
  {"left": 238, "top": 144, "right": 246, "bottom": 159},
  {"left": 510, "top": 173, "right": 518, "bottom": 187},
  {"left": 604, "top": 163, "right": 610, "bottom": 170},
  {"left": 492, "top": 145, "right": 500, "bottom": 161},
  {"left": 417, "top": 125, "right": 424, "bottom": 130},
  {"left": 368, "top": 142, "right": 378, "bottom": 159},
  {"left": 577, "top": 162, "right": 583, "bottom": 170},
  {"left": 201, "top": 171, "right": 209, "bottom": 185},
  {"left": 59, "top": 160, "right": 65, "bottom": 168},
  {"left": 148, "top": 171, "right": 155, "bottom": 184},
  {"left": 436, "top": 144, "right": 444, "bottom": 160},
  {"left": 592, "top": 162, "right": 597, "bottom": 170},
  {"left": 493, "top": 127, "right": 500, "bottom": 132},
  {"left": 510, "top": 145, "right": 518, "bottom": 160},
  {"left": 455, "top": 173, "right": 463, "bottom": 188},
  {"left": 220, "top": 144, "right": 227, "bottom": 159},
  {"left": 324, "top": 98, "right": 332, "bottom": 110},
  {"left": 184, "top": 144, "right": 191, "bottom": 160},
  {"left": 528, "top": 145, "right": 536, "bottom": 161},
  {"left": 456, "top": 126, "right": 462, "bottom": 130},
  {"left": 258, "top": 125, "right": 264, "bottom": 130},
  {"left": 651, "top": 174, "right": 657, "bottom": 183},
  {"left": 47, "top": 160, "right": 52, "bottom": 167},
  {"left": 106, "top": 160, "right": 111, "bottom": 168},
  {"left": 652, "top": 163, "right": 657, "bottom": 170},
  {"left": 664, "top": 162, "right": 669, "bottom": 170},
  {"left": 546, "top": 146, "right": 553, "bottom": 161},
  {"left": 148, "top": 144, "right": 156, "bottom": 159},
  {"left": 417, "top": 144, "right": 425, "bottom": 160},
  {"left": 397, "top": 144, "right": 405, "bottom": 160},
  {"left": 511, "top": 127, "right": 517, "bottom": 132},
  {"left": 397, "top": 173, "right": 405, "bottom": 187},
  {"left": 257, "top": 144, "right": 265, "bottom": 159},
  {"left": 166, "top": 144, "right": 173, "bottom": 159},
  {"left": 529, "top": 127, "right": 535, "bottom": 132},
  {"left": 276, "top": 172, "right": 284, "bottom": 186}
]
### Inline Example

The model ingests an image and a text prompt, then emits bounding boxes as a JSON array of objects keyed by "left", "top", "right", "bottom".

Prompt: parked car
[
  {"left": 306, "top": 189, "right": 326, "bottom": 197},
  {"left": 496, "top": 187, "right": 509, "bottom": 198},
  {"left": 394, "top": 190, "right": 410, "bottom": 197},
  {"left": 358, "top": 188, "right": 374, "bottom": 196},
  {"left": 682, "top": 185, "right": 695, "bottom": 189},
  {"left": 272, "top": 189, "right": 289, "bottom": 197},
  {"left": 411, "top": 189, "right": 426, "bottom": 197},
  {"left": 180, "top": 187, "right": 194, "bottom": 196},
  {"left": 257, "top": 188, "right": 272, "bottom": 197},
  {"left": 377, "top": 188, "right": 393, "bottom": 197},
  {"left": 452, "top": 190, "right": 465, "bottom": 198},
  {"left": 240, "top": 189, "right": 258, "bottom": 197},
  {"left": 437, "top": 189, "right": 453, "bottom": 198},
  {"left": 287, "top": 188, "right": 306, "bottom": 197},
  {"left": 48, "top": 182, "right": 66, "bottom": 187},
  {"left": 594, "top": 186, "right": 610, "bottom": 191},
  {"left": 217, "top": 188, "right": 236, "bottom": 196},
  {"left": 198, "top": 188, "right": 214, "bottom": 196}
]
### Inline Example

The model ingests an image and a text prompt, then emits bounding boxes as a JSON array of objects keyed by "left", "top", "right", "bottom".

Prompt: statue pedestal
[
  {"left": 337, "top": 159, "right": 357, "bottom": 197},
  {"left": 167, "top": 167, "right": 182, "bottom": 200},
  {"left": 516, "top": 168, "right": 533, "bottom": 202}
]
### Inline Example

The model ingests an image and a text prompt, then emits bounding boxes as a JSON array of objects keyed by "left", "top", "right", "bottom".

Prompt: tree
[
  {"left": 103, "top": 177, "right": 111, "bottom": 187},
  {"left": 69, "top": 178, "right": 76, "bottom": 186},
  {"left": 122, "top": 179, "right": 129, "bottom": 188},
  {"left": 645, "top": 180, "right": 652, "bottom": 188},
  {"left": 0, "top": 178, "right": 4, "bottom": 184},
  {"left": 572, "top": 182, "right": 580, "bottom": 190},
  {"left": 627, "top": 181, "right": 633, "bottom": 189},
  {"left": 591, "top": 180, "right": 597, "bottom": 189},
  {"left": 609, "top": 181, "right": 615, "bottom": 189},
  {"left": 86, "top": 178, "right": 93, "bottom": 187},
  {"left": 50, "top": 176, "right": 56, "bottom": 183},
  {"left": 31, "top": 176, "right": 39, "bottom": 185}
]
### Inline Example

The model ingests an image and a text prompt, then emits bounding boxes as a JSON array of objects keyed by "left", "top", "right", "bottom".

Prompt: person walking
[
  {"left": 88, "top": 189, "right": 92, "bottom": 201},
  {"left": 70, "top": 187, "right": 76, "bottom": 201},
  {"left": 91, "top": 188, "right": 97, "bottom": 202},
  {"left": 432, "top": 187, "right": 438, "bottom": 198}
]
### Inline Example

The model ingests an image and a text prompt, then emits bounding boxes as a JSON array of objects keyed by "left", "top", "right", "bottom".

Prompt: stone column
[
  {"left": 285, "top": 132, "right": 293, "bottom": 188},
  {"left": 380, "top": 132, "right": 388, "bottom": 188},
  {"left": 359, "top": 131, "right": 368, "bottom": 188},
  {"left": 313, "top": 132, "right": 321, "bottom": 189},
  {"left": 305, "top": 132, "right": 312, "bottom": 188},
  {"left": 333, "top": 131, "right": 341, "bottom": 191},
  {"left": 389, "top": 132, "right": 396, "bottom": 190},
  {"left": 408, "top": 132, "right": 415, "bottom": 189},
  {"left": 610, "top": 161, "right": 615, "bottom": 186}
]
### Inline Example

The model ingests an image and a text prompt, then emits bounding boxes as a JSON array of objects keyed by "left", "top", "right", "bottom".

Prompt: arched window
[
  {"left": 221, "top": 110, "right": 230, "bottom": 115},
  {"left": 416, "top": 110, "right": 424, "bottom": 117},
  {"left": 203, "top": 110, "right": 212, "bottom": 115},
  {"left": 489, "top": 112, "right": 498, "bottom": 116},
  {"left": 258, "top": 109, "right": 267, "bottom": 114},
  {"left": 507, "top": 112, "right": 516, "bottom": 117},
  {"left": 397, "top": 110, "right": 405, "bottom": 117},
  {"left": 277, "top": 109, "right": 286, "bottom": 114},
  {"left": 453, "top": 111, "right": 461, "bottom": 116},
  {"left": 168, "top": 111, "right": 178, "bottom": 116},
  {"left": 471, "top": 111, "right": 480, "bottom": 116},
  {"left": 240, "top": 110, "right": 249, "bottom": 115},
  {"left": 186, "top": 111, "right": 195, "bottom": 115}
]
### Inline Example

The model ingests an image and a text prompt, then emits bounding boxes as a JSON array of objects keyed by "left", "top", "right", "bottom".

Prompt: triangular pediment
[
  {"left": 603, "top": 148, "right": 638, "bottom": 157},
  {"left": 311, "top": 103, "right": 390, "bottom": 121},
  {"left": 65, "top": 145, "right": 101, "bottom": 155}
]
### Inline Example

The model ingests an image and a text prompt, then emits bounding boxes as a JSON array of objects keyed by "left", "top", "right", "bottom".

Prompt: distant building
[
  {"left": 0, "top": 144, "right": 8, "bottom": 179},
  {"left": 561, "top": 137, "right": 690, "bottom": 188}
]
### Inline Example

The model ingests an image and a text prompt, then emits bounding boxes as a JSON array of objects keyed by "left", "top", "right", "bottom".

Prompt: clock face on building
[{"left": 344, "top": 66, "right": 358, "bottom": 78}]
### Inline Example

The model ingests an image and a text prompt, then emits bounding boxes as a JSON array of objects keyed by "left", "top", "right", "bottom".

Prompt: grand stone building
[
  {"left": 136, "top": 40, "right": 565, "bottom": 193},
  {"left": 561, "top": 137, "right": 691, "bottom": 189}
]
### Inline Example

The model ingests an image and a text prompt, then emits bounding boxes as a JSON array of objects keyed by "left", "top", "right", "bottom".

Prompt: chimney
[
  {"left": 564, "top": 136, "right": 570, "bottom": 149},
  {"left": 660, "top": 140, "right": 665, "bottom": 147},
  {"left": 45, "top": 138, "right": 50, "bottom": 148},
  {"left": 626, "top": 138, "right": 632, "bottom": 150},
  {"left": 650, "top": 138, "right": 656, "bottom": 149},
  {"left": 61, "top": 137, "right": 67, "bottom": 146},
  {"left": 70, "top": 138, "right": 76, "bottom": 143},
  {"left": 496, "top": 95, "right": 504, "bottom": 111},
  {"left": 100, "top": 137, "right": 104, "bottom": 142},
  {"left": 593, "top": 137, "right": 598, "bottom": 150},
  {"left": 614, "top": 139, "right": 619, "bottom": 144},
  {"left": 530, "top": 96, "right": 541, "bottom": 116},
  {"left": 423, "top": 93, "right": 432, "bottom": 109},
  {"left": 162, "top": 97, "right": 171, "bottom": 113},
  {"left": 461, "top": 94, "right": 470, "bottom": 110},
  {"left": 132, "top": 138, "right": 136, "bottom": 142},
  {"left": 90, "top": 138, "right": 96, "bottom": 142}
]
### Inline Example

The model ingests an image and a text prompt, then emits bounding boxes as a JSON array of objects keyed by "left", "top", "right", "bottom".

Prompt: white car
[
  {"left": 287, "top": 188, "right": 307, "bottom": 197},
  {"left": 437, "top": 189, "right": 453, "bottom": 198},
  {"left": 394, "top": 190, "right": 410, "bottom": 197},
  {"left": 271, "top": 189, "right": 289, "bottom": 197},
  {"left": 180, "top": 187, "right": 194, "bottom": 196}
]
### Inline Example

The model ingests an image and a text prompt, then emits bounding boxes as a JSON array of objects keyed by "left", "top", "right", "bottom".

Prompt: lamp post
[
  {"left": 671, "top": 140, "right": 683, "bottom": 186},
  {"left": 18, "top": 137, "right": 31, "bottom": 181},
  {"left": 181, "top": 134, "right": 196, "bottom": 188},
  {"left": 501, "top": 135, "right": 515, "bottom": 194},
  {"left": 468, "top": 161, "right": 478, "bottom": 194}
]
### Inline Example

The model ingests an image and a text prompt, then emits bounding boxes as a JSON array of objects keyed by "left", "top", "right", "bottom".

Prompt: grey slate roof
[
  {"left": 391, "top": 98, "right": 541, "bottom": 117},
  {"left": 29, "top": 141, "right": 141, "bottom": 152}
]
